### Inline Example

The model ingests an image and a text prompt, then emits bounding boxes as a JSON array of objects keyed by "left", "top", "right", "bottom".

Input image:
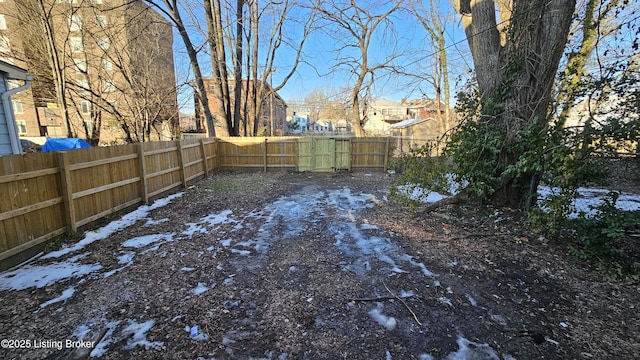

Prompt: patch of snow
[
  {"left": 185, "top": 325, "right": 209, "bottom": 341},
  {"left": 419, "top": 355, "right": 435, "bottom": 360},
  {"left": 438, "top": 297, "right": 453, "bottom": 307},
  {"left": 230, "top": 249, "right": 251, "bottom": 256},
  {"left": 465, "top": 294, "right": 478, "bottom": 307},
  {"left": 43, "top": 193, "right": 182, "bottom": 259},
  {"left": 192, "top": 282, "right": 209, "bottom": 295},
  {"left": 102, "top": 252, "right": 135, "bottom": 278},
  {"left": 445, "top": 336, "right": 499, "bottom": 360},
  {"left": 223, "top": 278, "right": 235, "bottom": 286},
  {"left": 220, "top": 239, "right": 232, "bottom": 247},
  {"left": 368, "top": 303, "right": 397, "bottom": 331},
  {"left": 144, "top": 218, "right": 169, "bottom": 226},
  {"left": 121, "top": 233, "right": 174, "bottom": 249},
  {"left": 182, "top": 210, "right": 236, "bottom": 238},
  {"left": 89, "top": 320, "right": 121, "bottom": 357},
  {"left": 39, "top": 286, "right": 75, "bottom": 308},
  {"left": 122, "top": 319, "right": 164, "bottom": 350},
  {"left": 0, "top": 253, "right": 102, "bottom": 291},
  {"left": 180, "top": 267, "right": 196, "bottom": 272},
  {"left": 538, "top": 186, "right": 640, "bottom": 218},
  {"left": 399, "top": 290, "right": 414, "bottom": 298},
  {"left": 72, "top": 324, "right": 91, "bottom": 343}
]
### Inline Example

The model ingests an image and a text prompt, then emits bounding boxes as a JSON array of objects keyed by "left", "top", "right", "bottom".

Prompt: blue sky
[{"left": 170, "top": 1, "right": 471, "bottom": 114}]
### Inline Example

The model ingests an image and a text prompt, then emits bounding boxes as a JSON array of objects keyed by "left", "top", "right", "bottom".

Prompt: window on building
[
  {"left": 81, "top": 101, "right": 91, "bottom": 114},
  {"left": 101, "top": 59, "right": 112, "bottom": 71},
  {"left": 12, "top": 100, "right": 23, "bottom": 114},
  {"left": 73, "top": 58, "right": 87, "bottom": 73},
  {"left": 70, "top": 37, "right": 83, "bottom": 52},
  {"left": 69, "top": 15, "right": 82, "bottom": 31},
  {"left": 95, "top": 16, "right": 107, "bottom": 29},
  {"left": 0, "top": 14, "right": 7, "bottom": 30},
  {"left": 16, "top": 120, "right": 27, "bottom": 135},
  {"left": 96, "top": 38, "right": 110, "bottom": 51},
  {"left": 102, "top": 79, "right": 116, "bottom": 92}
]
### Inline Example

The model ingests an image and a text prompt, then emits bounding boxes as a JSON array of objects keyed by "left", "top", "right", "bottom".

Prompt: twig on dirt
[
  {"left": 382, "top": 280, "right": 422, "bottom": 326},
  {"left": 349, "top": 294, "right": 414, "bottom": 302}
]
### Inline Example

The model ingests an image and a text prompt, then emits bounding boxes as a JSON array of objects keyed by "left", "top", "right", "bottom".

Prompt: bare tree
[
  {"left": 13, "top": 0, "right": 75, "bottom": 137},
  {"left": 147, "top": 0, "right": 217, "bottom": 137},
  {"left": 314, "top": 0, "right": 401, "bottom": 137},
  {"left": 412, "top": 0, "right": 452, "bottom": 137}
]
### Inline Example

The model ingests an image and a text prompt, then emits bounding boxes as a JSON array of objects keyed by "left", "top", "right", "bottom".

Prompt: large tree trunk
[{"left": 458, "top": 0, "right": 576, "bottom": 208}]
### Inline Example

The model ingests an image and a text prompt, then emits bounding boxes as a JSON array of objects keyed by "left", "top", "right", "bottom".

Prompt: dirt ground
[{"left": 0, "top": 171, "right": 638, "bottom": 359}]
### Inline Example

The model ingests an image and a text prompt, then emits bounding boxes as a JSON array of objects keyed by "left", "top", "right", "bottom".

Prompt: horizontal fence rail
[{"left": 0, "top": 136, "right": 394, "bottom": 266}]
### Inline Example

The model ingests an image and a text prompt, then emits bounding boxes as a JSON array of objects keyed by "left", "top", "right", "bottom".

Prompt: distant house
[
  {"left": 365, "top": 97, "right": 449, "bottom": 136},
  {"left": 312, "top": 119, "right": 333, "bottom": 133},
  {"left": 289, "top": 113, "right": 310, "bottom": 133},
  {"left": 388, "top": 118, "right": 440, "bottom": 153},
  {"left": 0, "top": 61, "right": 31, "bottom": 155},
  {"left": 334, "top": 119, "right": 351, "bottom": 133}
]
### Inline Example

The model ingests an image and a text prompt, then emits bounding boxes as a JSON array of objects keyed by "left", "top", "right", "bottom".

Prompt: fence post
[
  {"left": 176, "top": 140, "right": 187, "bottom": 188},
  {"left": 263, "top": 138, "right": 268, "bottom": 172},
  {"left": 57, "top": 151, "right": 77, "bottom": 234},
  {"left": 384, "top": 137, "right": 390, "bottom": 170},
  {"left": 200, "top": 138, "right": 209, "bottom": 177},
  {"left": 137, "top": 143, "right": 148, "bottom": 204}
]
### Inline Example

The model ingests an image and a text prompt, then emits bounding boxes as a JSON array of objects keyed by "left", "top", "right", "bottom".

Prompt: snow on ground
[
  {"left": 0, "top": 252, "right": 101, "bottom": 291},
  {"left": 192, "top": 282, "right": 210, "bottom": 295},
  {"left": 444, "top": 336, "right": 500, "bottom": 360},
  {"left": 121, "top": 319, "right": 163, "bottom": 350},
  {"left": 42, "top": 193, "right": 183, "bottom": 259},
  {"left": 39, "top": 286, "right": 75, "bottom": 309},
  {"left": 538, "top": 186, "right": 640, "bottom": 217},
  {"left": 399, "top": 176, "right": 640, "bottom": 217},
  {"left": 121, "top": 233, "right": 174, "bottom": 249},
  {"left": 368, "top": 303, "right": 397, "bottom": 331}
]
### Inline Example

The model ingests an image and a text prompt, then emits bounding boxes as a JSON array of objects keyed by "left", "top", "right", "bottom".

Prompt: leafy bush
[{"left": 569, "top": 192, "right": 640, "bottom": 277}]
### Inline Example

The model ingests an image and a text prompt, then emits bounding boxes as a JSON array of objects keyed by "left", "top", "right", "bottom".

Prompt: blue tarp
[{"left": 41, "top": 138, "right": 91, "bottom": 152}]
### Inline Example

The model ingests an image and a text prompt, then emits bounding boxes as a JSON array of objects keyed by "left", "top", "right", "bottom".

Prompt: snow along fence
[{"left": 0, "top": 136, "right": 394, "bottom": 269}]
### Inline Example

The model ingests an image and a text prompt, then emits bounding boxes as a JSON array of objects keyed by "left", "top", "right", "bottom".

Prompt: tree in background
[
  {"left": 412, "top": 0, "right": 452, "bottom": 138},
  {"left": 12, "top": 0, "right": 74, "bottom": 137},
  {"left": 314, "top": 0, "right": 402, "bottom": 137}
]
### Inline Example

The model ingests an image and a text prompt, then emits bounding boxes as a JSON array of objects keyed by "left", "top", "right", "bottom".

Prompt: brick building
[{"left": 0, "top": 0, "right": 178, "bottom": 145}]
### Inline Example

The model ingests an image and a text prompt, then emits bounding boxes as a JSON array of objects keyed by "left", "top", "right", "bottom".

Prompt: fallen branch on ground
[
  {"left": 382, "top": 280, "right": 422, "bottom": 326},
  {"left": 415, "top": 190, "right": 468, "bottom": 215}
]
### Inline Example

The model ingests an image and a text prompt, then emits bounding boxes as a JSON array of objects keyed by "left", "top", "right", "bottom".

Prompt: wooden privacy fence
[{"left": 0, "top": 136, "right": 394, "bottom": 265}]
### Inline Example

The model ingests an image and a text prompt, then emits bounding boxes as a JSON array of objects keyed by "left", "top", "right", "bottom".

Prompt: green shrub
[{"left": 389, "top": 143, "right": 449, "bottom": 211}]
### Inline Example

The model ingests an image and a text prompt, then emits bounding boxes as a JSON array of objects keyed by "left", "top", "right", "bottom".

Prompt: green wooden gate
[{"left": 297, "top": 137, "right": 351, "bottom": 172}]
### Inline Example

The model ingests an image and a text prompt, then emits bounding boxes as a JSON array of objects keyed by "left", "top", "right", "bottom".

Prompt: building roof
[
  {"left": 0, "top": 60, "right": 30, "bottom": 81},
  {"left": 388, "top": 118, "right": 434, "bottom": 129}
]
